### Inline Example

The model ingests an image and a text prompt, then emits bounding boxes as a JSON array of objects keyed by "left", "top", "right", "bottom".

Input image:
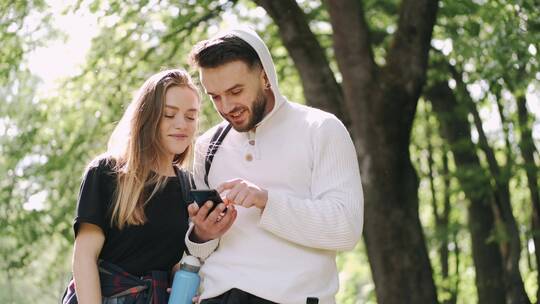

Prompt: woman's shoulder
[{"left": 84, "top": 154, "right": 118, "bottom": 179}]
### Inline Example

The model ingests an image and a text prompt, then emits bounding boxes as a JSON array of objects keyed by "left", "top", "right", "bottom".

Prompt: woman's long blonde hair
[{"left": 105, "top": 69, "right": 199, "bottom": 229}]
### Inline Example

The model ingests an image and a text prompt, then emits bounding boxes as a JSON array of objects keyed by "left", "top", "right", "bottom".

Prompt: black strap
[
  {"left": 173, "top": 166, "right": 196, "bottom": 256},
  {"left": 173, "top": 166, "right": 195, "bottom": 204},
  {"left": 204, "top": 123, "right": 232, "bottom": 187}
]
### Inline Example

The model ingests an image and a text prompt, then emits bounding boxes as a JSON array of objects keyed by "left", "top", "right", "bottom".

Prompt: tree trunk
[
  {"left": 449, "top": 66, "right": 530, "bottom": 304},
  {"left": 444, "top": 152, "right": 460, "bottom": 304},
  {"left": 427, "top": 81, "right": 507, "bottom": 304},
  {"left": 426, "top": 118, "right": 450, "bottom": 277},
  {"left": 516, "top": 95, "right": 540, "bottom": 304},
  {"left": 256, "top": 0, "right": 440, "bottom": 302},
  {"left": 328, "top": 0, "right": 439, "bottom": 302},
  {"left": 425, "top": 109, "right": 452, "bottom": 301}
]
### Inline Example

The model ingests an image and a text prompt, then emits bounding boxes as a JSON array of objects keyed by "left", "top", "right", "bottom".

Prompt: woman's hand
[
  {"left": 188, "top": 201, "right": 237, "bottom": 242},
  {"left": 166, "top": 288, "right": 200, "bottom": 303}
]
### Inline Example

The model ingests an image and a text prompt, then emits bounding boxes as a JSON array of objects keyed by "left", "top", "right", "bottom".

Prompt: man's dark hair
[{"left": 189, "top": 34, "right": 262, "bottom": 70}]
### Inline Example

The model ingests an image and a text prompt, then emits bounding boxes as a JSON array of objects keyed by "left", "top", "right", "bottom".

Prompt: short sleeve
[{"left": 73, "top": 161, "right": 113, "bottom": 236}]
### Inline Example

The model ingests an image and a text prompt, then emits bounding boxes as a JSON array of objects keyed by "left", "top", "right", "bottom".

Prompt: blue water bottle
[{"left": 168, "top": 255, "right": 201, "bottom": 304}]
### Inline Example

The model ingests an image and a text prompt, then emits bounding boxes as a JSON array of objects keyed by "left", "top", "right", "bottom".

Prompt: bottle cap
[{"left": 181, "top": 255, "right": 201, "bottom": 273}]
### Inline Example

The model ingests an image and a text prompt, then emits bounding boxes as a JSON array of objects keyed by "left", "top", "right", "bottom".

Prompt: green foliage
[
  {"left": 0, "top": 70, "right": 71, "bottom": 303},
  {"left": 0, "top": 0, "right": 58, "bottom": 85},
  {"left": 336, "top": 242, "right": 377, "bottom": 304}
]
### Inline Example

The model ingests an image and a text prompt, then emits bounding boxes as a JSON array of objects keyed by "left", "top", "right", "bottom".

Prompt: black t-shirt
[{"left": 74, "top": 158, "right": 189, "bottom": 276}]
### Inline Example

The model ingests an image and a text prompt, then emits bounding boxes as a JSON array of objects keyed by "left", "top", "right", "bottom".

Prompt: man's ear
[{"left": 260, "top": 70, "right": 270, "bottom": 89}]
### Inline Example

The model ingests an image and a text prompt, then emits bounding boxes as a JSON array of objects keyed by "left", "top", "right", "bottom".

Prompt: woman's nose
[{"left": 173, "top": 116, "right": 187, "bottom": 129}]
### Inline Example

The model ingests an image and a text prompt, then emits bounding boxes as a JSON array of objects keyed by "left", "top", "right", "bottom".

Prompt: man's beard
[{"left": 228, "top": 89, "right": 267, "bottom": 132}]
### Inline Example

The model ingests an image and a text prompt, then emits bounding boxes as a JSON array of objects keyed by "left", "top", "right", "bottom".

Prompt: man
[{"left": 185, "top": 26, "right": 364, "bottom": 304}]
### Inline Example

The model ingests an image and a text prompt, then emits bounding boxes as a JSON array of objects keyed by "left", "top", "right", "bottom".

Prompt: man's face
[{"left": 200, "top": 60, "right": 273, "bottom": 132}]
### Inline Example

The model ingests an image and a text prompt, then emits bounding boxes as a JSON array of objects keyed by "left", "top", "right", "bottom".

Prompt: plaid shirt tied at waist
[{"left": 61, "top": 260, "right": 170, "bottom": 304}]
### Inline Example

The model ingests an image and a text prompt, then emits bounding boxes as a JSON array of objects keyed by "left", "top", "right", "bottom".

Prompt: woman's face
[{"left": 159, "top": 86, "right": 199, "bottom": 158}]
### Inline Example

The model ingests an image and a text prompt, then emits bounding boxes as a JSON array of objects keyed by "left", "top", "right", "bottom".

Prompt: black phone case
[{"left": 190, "top": 189, "right": 224, "bottom": 213}]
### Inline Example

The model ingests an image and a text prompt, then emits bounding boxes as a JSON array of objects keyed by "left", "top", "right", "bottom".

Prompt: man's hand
[
  {"left": 188, "top": 201, "right": 237, "bottom": 243},
  {"left": 217, "top": 179, "right": 268, "bottom": 210}
]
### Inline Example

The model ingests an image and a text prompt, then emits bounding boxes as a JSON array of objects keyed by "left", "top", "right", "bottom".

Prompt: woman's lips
[{"left": 169, "top": 134, "right": 188, "bottom": 139}]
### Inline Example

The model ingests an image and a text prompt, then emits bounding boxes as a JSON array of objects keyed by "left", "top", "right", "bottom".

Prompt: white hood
[{"left": 214, "top": 25, "right": 287, "bottom": 128}]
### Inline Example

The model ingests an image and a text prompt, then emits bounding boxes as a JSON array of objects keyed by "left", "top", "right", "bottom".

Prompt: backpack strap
[
  {"left": 173, "top": 166, "right": 194, "bottom": 204},
  {"left": 204, "top": 123, "right": 232, "bottom": 187}
]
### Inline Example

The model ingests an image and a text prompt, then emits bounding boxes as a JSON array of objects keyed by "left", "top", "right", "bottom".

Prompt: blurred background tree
[{"left": 1, "top": 0, "right": 538, "bottom": 303}]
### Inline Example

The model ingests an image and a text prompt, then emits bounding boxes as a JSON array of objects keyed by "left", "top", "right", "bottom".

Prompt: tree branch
[
  {"left": 447, "top": 64, "right": 503, "bottom": 183},
  {"left": 325, "top": 0, "right": 377, "bottom": 87},
  {"left": 323, "top": 0, "right": 380, "bottom": 132},
  {"left": 253, "top": 0, "right": 349, "bottom": 126},
  {"left": 493, "top": 90, "right": 513, "bottom": 178},
  {"left": 386, "top": 0, "right": 439, "bottom": 96}
]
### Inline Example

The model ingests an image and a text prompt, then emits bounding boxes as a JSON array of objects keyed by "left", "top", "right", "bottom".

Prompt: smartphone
[{"left": 190, "top": 189, "right": 225, "bottom": 214}]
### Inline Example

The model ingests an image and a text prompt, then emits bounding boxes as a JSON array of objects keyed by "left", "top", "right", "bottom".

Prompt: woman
[{"left": 63, "top": 69, "right": 204, "bottom": 304}]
